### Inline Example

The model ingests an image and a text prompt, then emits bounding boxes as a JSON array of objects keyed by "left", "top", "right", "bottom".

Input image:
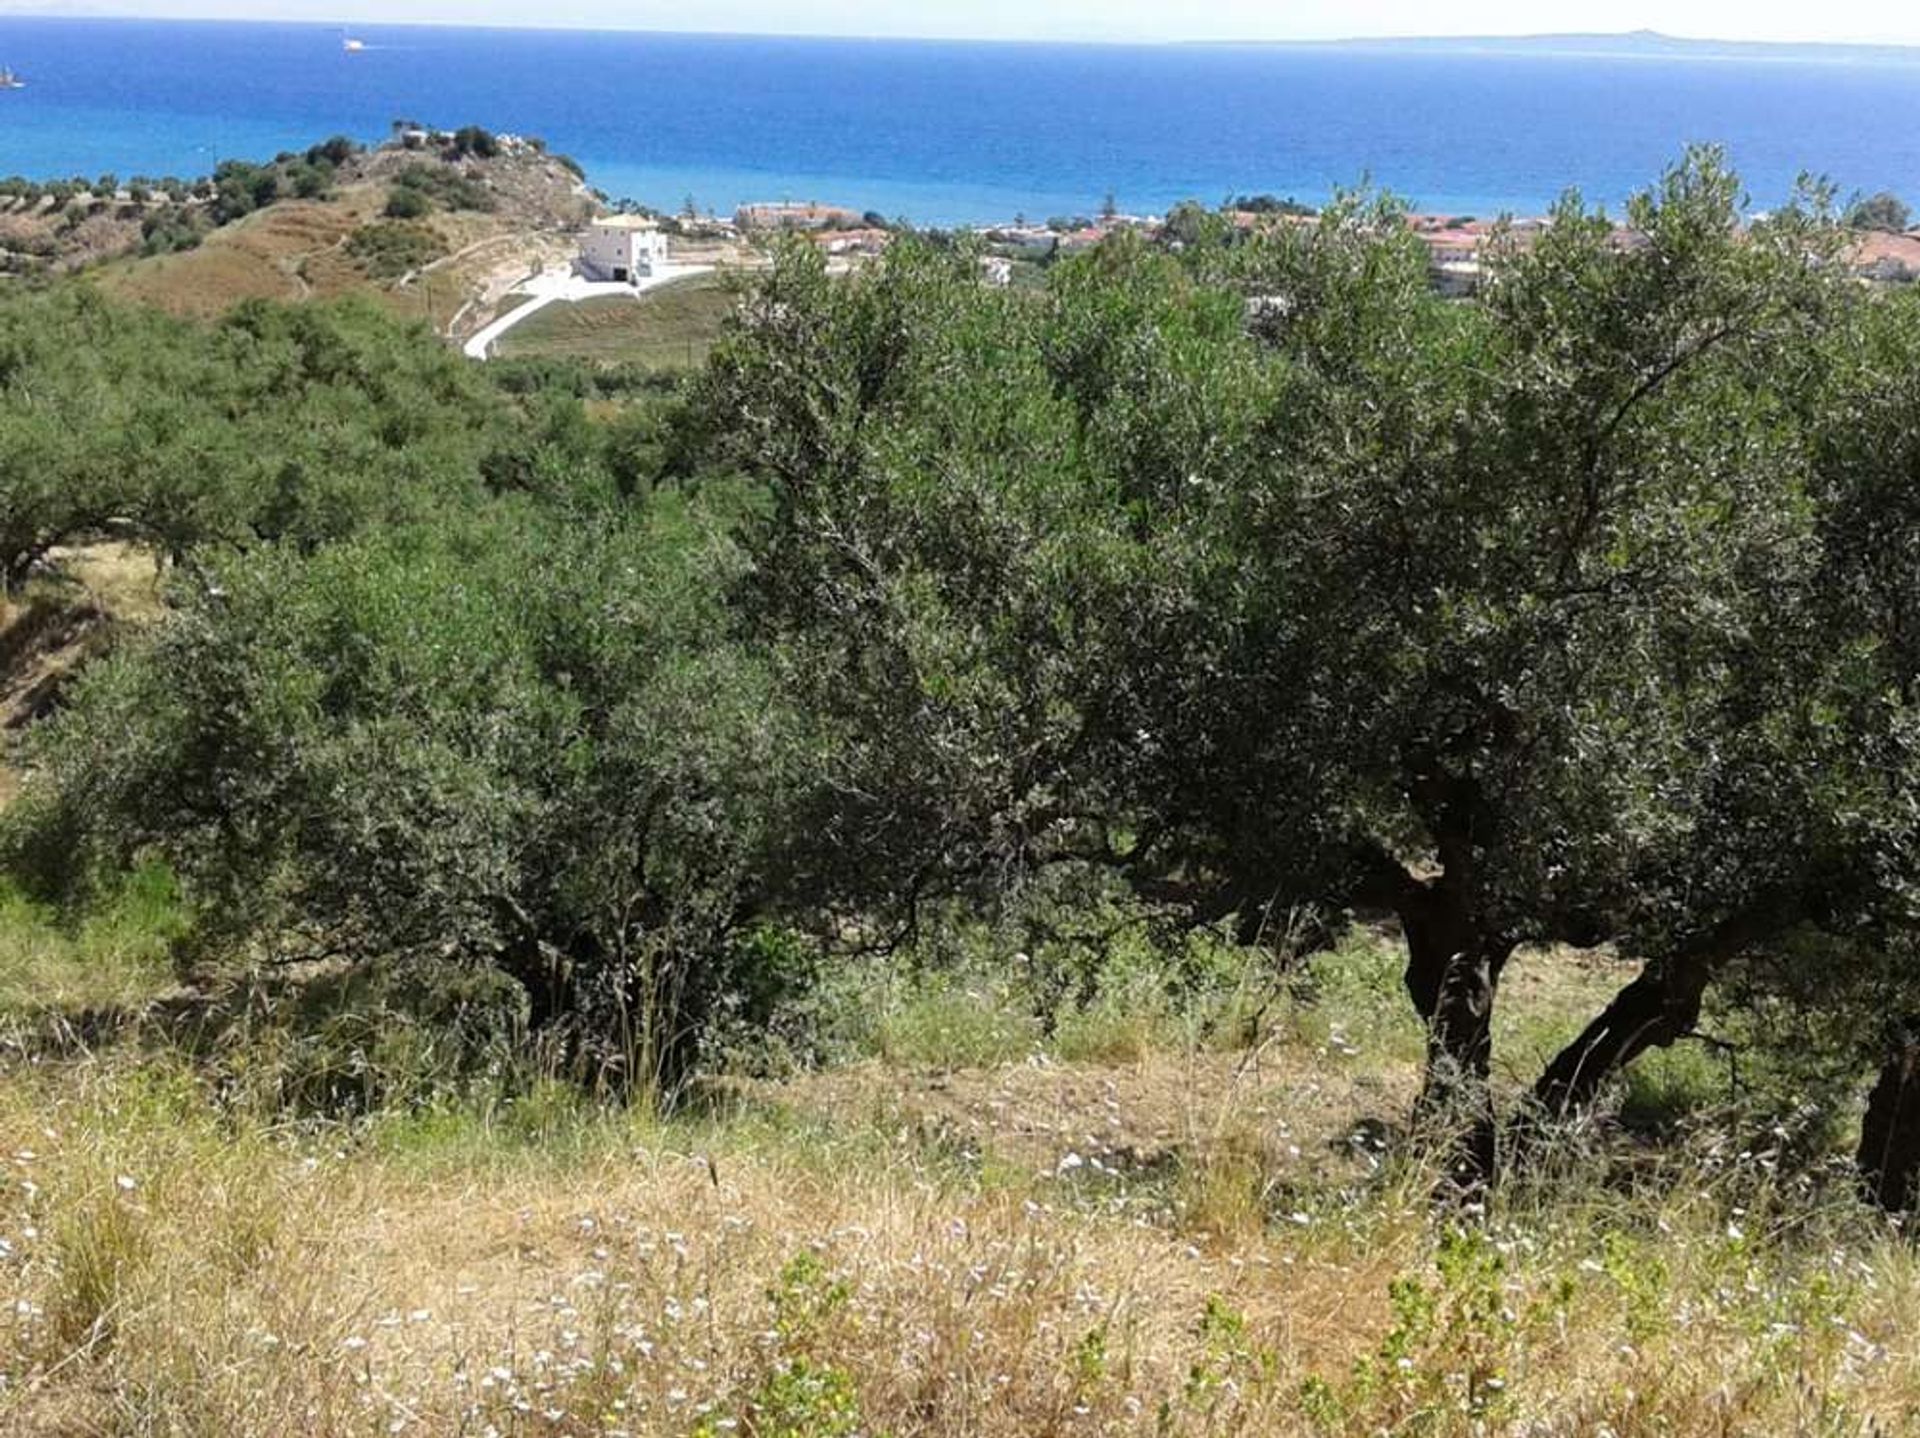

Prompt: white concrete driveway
[{"left": 463, "top": 263, "right": 715, "bottom": 360}]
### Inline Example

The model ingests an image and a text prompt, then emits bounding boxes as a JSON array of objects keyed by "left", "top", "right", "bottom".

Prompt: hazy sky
[{"left": 5, "top": 0, "right": 1920, "bottom": 46}]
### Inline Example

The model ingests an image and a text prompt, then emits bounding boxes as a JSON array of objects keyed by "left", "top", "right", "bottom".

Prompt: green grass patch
[
  {"left": 1292, "top": 931, "right": 1427, "bottom": 1065},
  {"left": 1618, "top": 1042, "right": 1731, "bottom": 1136},
  {"left": 870, "top": 975, "right": 1043, "bottom": 1070},
  {"left": 495, "top": 273, "right": 736, "bottom": 368},
  {"left": 0, "top": 863, "right": 186, "bottom": 1016},
  {"left": 485, "top": 290, "right": 539, "bottom": 325}
]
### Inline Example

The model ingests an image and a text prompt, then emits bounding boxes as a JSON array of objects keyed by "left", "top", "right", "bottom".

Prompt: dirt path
[{"left": 453, "top": 234, "right": 578, "bottom": 333}]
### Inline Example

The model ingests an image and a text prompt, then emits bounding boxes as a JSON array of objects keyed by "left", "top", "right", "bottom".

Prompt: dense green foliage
[
  {"left": 683, "top": 153, "right": 1918, "bottom": 1189},
  {"left": 387, "top": 162, "right": 496, "bottom": 217},
  {"left": 345, "top": 219, "right": 446, "bottom": 277},
  {"left": 21, "top": 499, "right": 804, "bottom": 1092},
  {"left": 383, "top": 186, "right": 430, "bottom": 220},
  {"left": 1224, "top": 192, "right": 1317, "bottom": 216},
  {"left": 0, "top": 290, "right": 810, "bottom": 1092},
  {"left": 4, "top": 150, "right": 1918, "bottom": 1207},
  {"left": 0, "top": 290, "right": 498, "bottom": 587},
  {"left": 1845, "top": 189, "right": 1912, "bottom": 233},
  {"left": 450, "top": 125, "right": 501, "bottom": 160}
]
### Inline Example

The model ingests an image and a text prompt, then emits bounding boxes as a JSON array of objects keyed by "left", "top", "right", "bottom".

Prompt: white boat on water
[
  {"left": 0, "top": 67, "right": 25, "bottom": 90},
  {"left": 342, "top": 36, "right": 366, "bottom": 53}
]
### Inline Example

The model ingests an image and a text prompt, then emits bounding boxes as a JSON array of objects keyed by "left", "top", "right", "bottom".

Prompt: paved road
[{"left": 462, "top": 264, "right": 714, "bottom": 361}]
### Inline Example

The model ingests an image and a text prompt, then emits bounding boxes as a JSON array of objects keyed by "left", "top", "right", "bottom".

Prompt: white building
[
  {"left": 1431, "top": 260, "right": 1483, "bottom": 298},
  {"left": 578, "top": 216, "right": 669, "bottom": 284},
  {"left": 986, "top": 225, "right": 1058, "bottom": 257}
]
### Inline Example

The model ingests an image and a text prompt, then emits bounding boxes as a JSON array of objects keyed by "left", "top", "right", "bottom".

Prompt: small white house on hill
[{"left": 578, "top": 217, "right": 668, "bottom": 283}]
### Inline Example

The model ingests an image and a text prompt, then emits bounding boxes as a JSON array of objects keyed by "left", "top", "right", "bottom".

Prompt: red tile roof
[{"left": 1851, "top": 231, "right": 1920, "bottom": 272}]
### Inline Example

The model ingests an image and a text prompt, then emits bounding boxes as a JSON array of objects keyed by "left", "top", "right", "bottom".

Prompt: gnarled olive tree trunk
[
  {"left": 1528, "top": 956, "right": 1714, "bottom": 1123},
  {"left": 1857, "top": 1020, "right": 1920, "bottom": 1214},
  {"left": 1397, "top": 880, "right": 1515, "bottom": 1193},
  {"left": 1517, "top": 894, "right": 1800, "bottom": 1147}
]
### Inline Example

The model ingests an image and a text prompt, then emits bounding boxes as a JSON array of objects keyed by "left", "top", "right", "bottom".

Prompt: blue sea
[{"left": 4, "top": 18, "right": 1920, "bottom": 223}]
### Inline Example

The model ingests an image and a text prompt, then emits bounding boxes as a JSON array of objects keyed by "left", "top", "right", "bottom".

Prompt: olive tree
[
  {"left": 1781, "top": 285, "right": 1920, "bottom": 1207},
  {"left": 0, "top": 291, "right": 503, "bottom": 591},
  {"left": 1844, "top": 190, "right": 1911, "bottom": 234},
  {"left": 10, "top": 493, "right": 810, "bottom": 1095},
  {"left": 695, "top": 156, "right": 1857, "bottom": 1186}
]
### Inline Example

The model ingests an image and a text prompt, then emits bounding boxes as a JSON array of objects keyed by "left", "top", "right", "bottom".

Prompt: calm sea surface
[{"left": 3, "top": 19, "right": 1920, "bottom": 223}]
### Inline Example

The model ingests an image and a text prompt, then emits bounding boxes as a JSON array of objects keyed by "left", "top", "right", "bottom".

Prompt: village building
[
  {"left": 1419, "top": 226, "right": 1484, "bottom": 266},
  {"left": 1409, "top": 225, "right": 1485, "bottom": 296},
  {"left": 578, "top": 215, "right": 669, "bottom": 284},
  {"left": 812, "top": 226, "right": 893, "bottom": 258},
  {"left": 1055, "top": 225, "right": 1108, "bottom": 255},
  {"left": 735, "top": 201, "right": 861, "bottom": 231},
  {"left": 986, "top": 225, "right": 1059, "bottom": 256},
  {"left": 1851, "top": 230, "right": 1920, "bottom": 285}
]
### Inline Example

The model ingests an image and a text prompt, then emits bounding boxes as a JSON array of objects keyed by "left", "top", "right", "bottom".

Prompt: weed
[
  {"left": 871, "top": 977, "right": 1041, "bottom": 1069},
  {"left": 696, "top": 1253, "right": 868, "bottom": 1437},
  {"left": 45, "top": 1184, "right": 150, "bottom": 1352}
]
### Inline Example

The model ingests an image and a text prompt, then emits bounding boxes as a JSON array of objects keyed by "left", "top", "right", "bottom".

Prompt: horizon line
[{"left": 6, "top": 13, "right": 1920, "bottom": 53}]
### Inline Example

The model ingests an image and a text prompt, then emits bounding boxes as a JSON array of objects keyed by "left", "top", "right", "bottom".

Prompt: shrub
[
  {"left": 345, "top": 219, "right": 443, "bottom": 276},
  {"left": 388, "top": 163, "right": 494, "bottom": 215},
  {"left": 140, "top": 205, "right": 208, "bottom": 255},
  {"left": 285, "top": 161, "right": 333, "bottom": 200},
  {"left": 209, "top": 159, "right": 280, "bottom": 223},
  {"left": 12, "top": 488, "right": 814, "bottom": 1099},
  {"left": 450, "top": 124, "right": 500, "bottom": 159},
  {"left": 304, "top": 134, "right": 361, "bottom": 168},
  {"left": 383, "top": 185, "right": 429, "bottom": 220}
]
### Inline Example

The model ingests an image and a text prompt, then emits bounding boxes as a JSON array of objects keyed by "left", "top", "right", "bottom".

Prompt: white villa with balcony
[{"left": 578, "top": 216, "right": 669, "bottom": 284}]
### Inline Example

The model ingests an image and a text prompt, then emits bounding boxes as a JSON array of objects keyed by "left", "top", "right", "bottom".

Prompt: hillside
[{"left": 44, "top": 128, "right": 596, "bottom": 339}]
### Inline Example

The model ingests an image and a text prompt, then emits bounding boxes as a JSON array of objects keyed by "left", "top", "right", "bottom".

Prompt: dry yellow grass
[
  {"left": 91, "top": 187, "right": 554, "bottom": 335},
  {"left": 3, "top": 1042, "right": 1919, "bottom": 1437},
  {"left": 0, "top": 908, "right": 1903, "bottom": 1434},
  {"left": 93, "top": 196, "right": 373, "bottom": 318}
]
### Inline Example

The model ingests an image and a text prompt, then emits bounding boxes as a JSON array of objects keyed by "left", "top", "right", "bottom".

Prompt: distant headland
[{"left": 1226, "top": 30, "right": 1920, "bottom": 64}]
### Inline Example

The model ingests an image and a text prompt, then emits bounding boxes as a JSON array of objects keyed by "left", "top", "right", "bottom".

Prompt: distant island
[{"left": 1222, "top": 29, "right": 1920, "bottom": 64}]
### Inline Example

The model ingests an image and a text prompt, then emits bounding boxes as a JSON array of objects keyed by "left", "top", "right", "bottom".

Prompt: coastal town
[
  {"left": 564, "top": 191, "right": 1920, "bottom": 286},
  {"left": 715, "top": 194, "right": 1920, "bottom": 288},
  {"left": 442, "top": 180, "right": 1920, "bottom": 357},
  {"left": 6, "top": 120, "right": 1919, "bottom": 365}
]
